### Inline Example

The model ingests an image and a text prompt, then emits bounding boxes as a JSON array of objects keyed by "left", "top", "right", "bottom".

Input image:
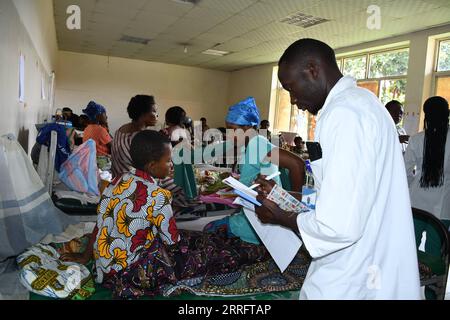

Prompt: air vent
[
  {"left": 119, "top": 35, "right": 151, "bottom": 45},
  {"left": 171, "top": 0, "right": 201, "bottom": 5},
  {"left": 202, "top": 49, "right": 230, "bottom": 56},
  {"left": 280, "top": 12, "right": 328, "bottom": 28}
]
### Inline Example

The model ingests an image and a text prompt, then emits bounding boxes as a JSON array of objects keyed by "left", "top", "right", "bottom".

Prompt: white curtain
[{"left": 0, "top": 135, "right": 74, "bottom": 260}]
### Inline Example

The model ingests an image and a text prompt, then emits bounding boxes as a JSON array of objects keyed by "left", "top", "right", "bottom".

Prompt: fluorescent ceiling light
[
  {"left": 202, "top": 49, "right": 230, "bottom": 56},
  {"left": 171, "top": 0, "right": 201, "bottom": 5}
]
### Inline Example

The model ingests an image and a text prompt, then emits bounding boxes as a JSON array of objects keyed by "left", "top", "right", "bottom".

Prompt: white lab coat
[
  {"left": 297, "top": 76, "right": 421, "bottom": 300},
  {"left": 404, "top": 130, "right": 450, "bottom": 220}
]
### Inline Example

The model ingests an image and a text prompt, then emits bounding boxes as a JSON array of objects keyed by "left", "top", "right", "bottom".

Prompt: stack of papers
[{"left": 223, "top": 176, "right": 304, "bottom": 272}]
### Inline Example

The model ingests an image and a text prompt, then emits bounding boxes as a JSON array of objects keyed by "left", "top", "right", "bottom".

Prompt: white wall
[
  {"left": 227, "top": 64, "right": 274, "bottom": 123},
  {"left": 0, "top": 0, "right": 57, "bottom": 153},
  {"left": 55, "top": 51, "right": 231, "bottom": 135},
  {"left": 12, "top": 0, "right": 58, "bottom": 74}
]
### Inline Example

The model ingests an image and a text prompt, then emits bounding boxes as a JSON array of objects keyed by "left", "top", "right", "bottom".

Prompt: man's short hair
[
  {"left": 279, "top": 38, "right": 338, "bottom": 69},
  {"left": 385, "top": 100, "right": 403, "bottom": 110}
]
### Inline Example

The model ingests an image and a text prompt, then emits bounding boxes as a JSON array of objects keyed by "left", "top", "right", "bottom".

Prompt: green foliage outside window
[
  {"left": 369, "top": 49, "right": 409, "bottom": 78},
  {"left": 343, "top": 56, "right": 366, "bottom": 79},
  {"left": 379, "top": 79, "right": 407, "bottom": 105},
  {"left": 438, "top": 40, "right": 450, "bottom": 72}
]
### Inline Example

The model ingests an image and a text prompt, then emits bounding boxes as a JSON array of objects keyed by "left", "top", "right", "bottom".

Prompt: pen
[{"left": 249, "top": 171, "right": 281, "bottom": 189}]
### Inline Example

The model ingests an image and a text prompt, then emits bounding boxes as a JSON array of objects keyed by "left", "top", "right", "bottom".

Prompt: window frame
[
  {"left": 432, "top": 37, "right": 450, "bottom": 97},
  {"left": 272, "top": 46, "right": 410, "bottom": 141},
  {"left": 342, "top": 54, "right": 368, "bottom": 80},
  {"left": 337, "top": 46, "right": 409, "bottom": 80}
]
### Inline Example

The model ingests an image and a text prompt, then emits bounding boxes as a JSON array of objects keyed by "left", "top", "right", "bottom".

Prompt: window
[
  {"left": 343, "top": 55, "right": 367, "bottom": 79},
  {"left": 434, "top": 39, "right": 450, "bottom": 104},
  {"left": 271, "top": 68, "right": 312, "bottom": 141},
  {"left": 369, "top": 49, "right": 409, "bottom": 78},
  {"left": 336, "top": 59, "right": 343, "bottom": 72},
  {"left": 379, "top": 79, "right": 407, "bottom": 105},
  {"left": 41, "top": 74, "right": 46, "bottom": 100},
  {"left": 19, "top": 53, "right": 25, "bottom": 103},
  {"left": 437, "top": 39, "right": 450, "bottom": 72},
  {"left": 271, "top": 46, "right": 409, "bottom": 141},
  {"left": 340, "top": 47, "right": 409, "bottom": 105}
]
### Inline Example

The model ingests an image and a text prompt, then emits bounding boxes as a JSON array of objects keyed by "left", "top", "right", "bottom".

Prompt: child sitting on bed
[{"left": 61, "top": 130, "right": 269, "bottom": 299}]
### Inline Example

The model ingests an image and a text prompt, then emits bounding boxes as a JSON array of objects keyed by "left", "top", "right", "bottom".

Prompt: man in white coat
[
  {"left": 386, "top": 100, "right": 409, "bottom": 154},
  {"left": 255, "top": 39, "right": 421, "bottom": 300}
]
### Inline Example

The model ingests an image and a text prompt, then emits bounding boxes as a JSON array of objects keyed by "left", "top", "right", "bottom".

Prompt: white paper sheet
[
  {"left": 241, "top": 204, "right": 303, "bottom": 272},
  {"left": 223, "top": 176, "right": 261, "bottom": 206}
]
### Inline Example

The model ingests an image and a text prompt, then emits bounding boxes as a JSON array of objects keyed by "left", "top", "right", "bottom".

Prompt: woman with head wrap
[
  {"left": 204, "top": 97, "right": 305, "bottom": 244},
  {"left": 82, "top": 101, "right": 112, "bottom": 169},
  {"left": 405, "top": 96, "right": 450, "bottom": 256}
]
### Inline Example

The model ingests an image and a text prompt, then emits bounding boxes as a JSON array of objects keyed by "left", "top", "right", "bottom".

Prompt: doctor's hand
[
  {"left": 254, "top": 175, "right": 276, "bottom": 196},
  {"left": 255, "top": 194, "right": 284, "bottom": 225},
  {"left": 399, "top": 135, "right": 410, "bottom": 144},
  {"left": 255, "top": 194, "right": 300, "bottom": 234}
]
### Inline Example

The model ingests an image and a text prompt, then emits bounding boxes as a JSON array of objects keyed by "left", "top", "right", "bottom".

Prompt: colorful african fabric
[
  {"left": 101, "top": 229, "right": 270, "bottom": 299},
  {"left": 93, "top": 168, "right": 179, "bottom": 284}
]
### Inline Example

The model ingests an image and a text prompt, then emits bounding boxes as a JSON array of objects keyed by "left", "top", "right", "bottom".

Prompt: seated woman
[
  {"left": 82, "top": 101, "right": 112, "bottom": 170},
  {"left": 204, "top": 97, "right": 305, "bottom": 244},
  {"left": 161, "top": 106, "right": 191, "bottom": 146},
  {"left": 62, "top": 130, "right": 269, "bottom": 299},
  {"left": 111, "top": 95, "right": 158, "bottom": 178},
  {"left": 159, "top": 106, "right": 199, "bottom": 212}
]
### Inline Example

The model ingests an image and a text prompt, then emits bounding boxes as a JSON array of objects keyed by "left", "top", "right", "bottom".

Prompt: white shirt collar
[{"left": 317, "top": 76, "right": 356, "bottom": 120}]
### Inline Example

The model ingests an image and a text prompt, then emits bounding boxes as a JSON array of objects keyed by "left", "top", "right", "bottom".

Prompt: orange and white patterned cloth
[{"left": 93, "top": 168, "right": 180, "bottom": 283}]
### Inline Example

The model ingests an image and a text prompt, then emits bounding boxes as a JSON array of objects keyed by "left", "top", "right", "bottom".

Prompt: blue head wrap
[
  {"left": 82, "top": 101, "right": 106, "bottom": 121},
  {"left": 225, "top": 97, "right": 260, "bottom": 126}
]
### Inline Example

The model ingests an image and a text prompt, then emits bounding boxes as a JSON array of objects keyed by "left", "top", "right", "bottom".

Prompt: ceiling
[{"left": 53, "top": 0, "right": 450, "bottom": 71}]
